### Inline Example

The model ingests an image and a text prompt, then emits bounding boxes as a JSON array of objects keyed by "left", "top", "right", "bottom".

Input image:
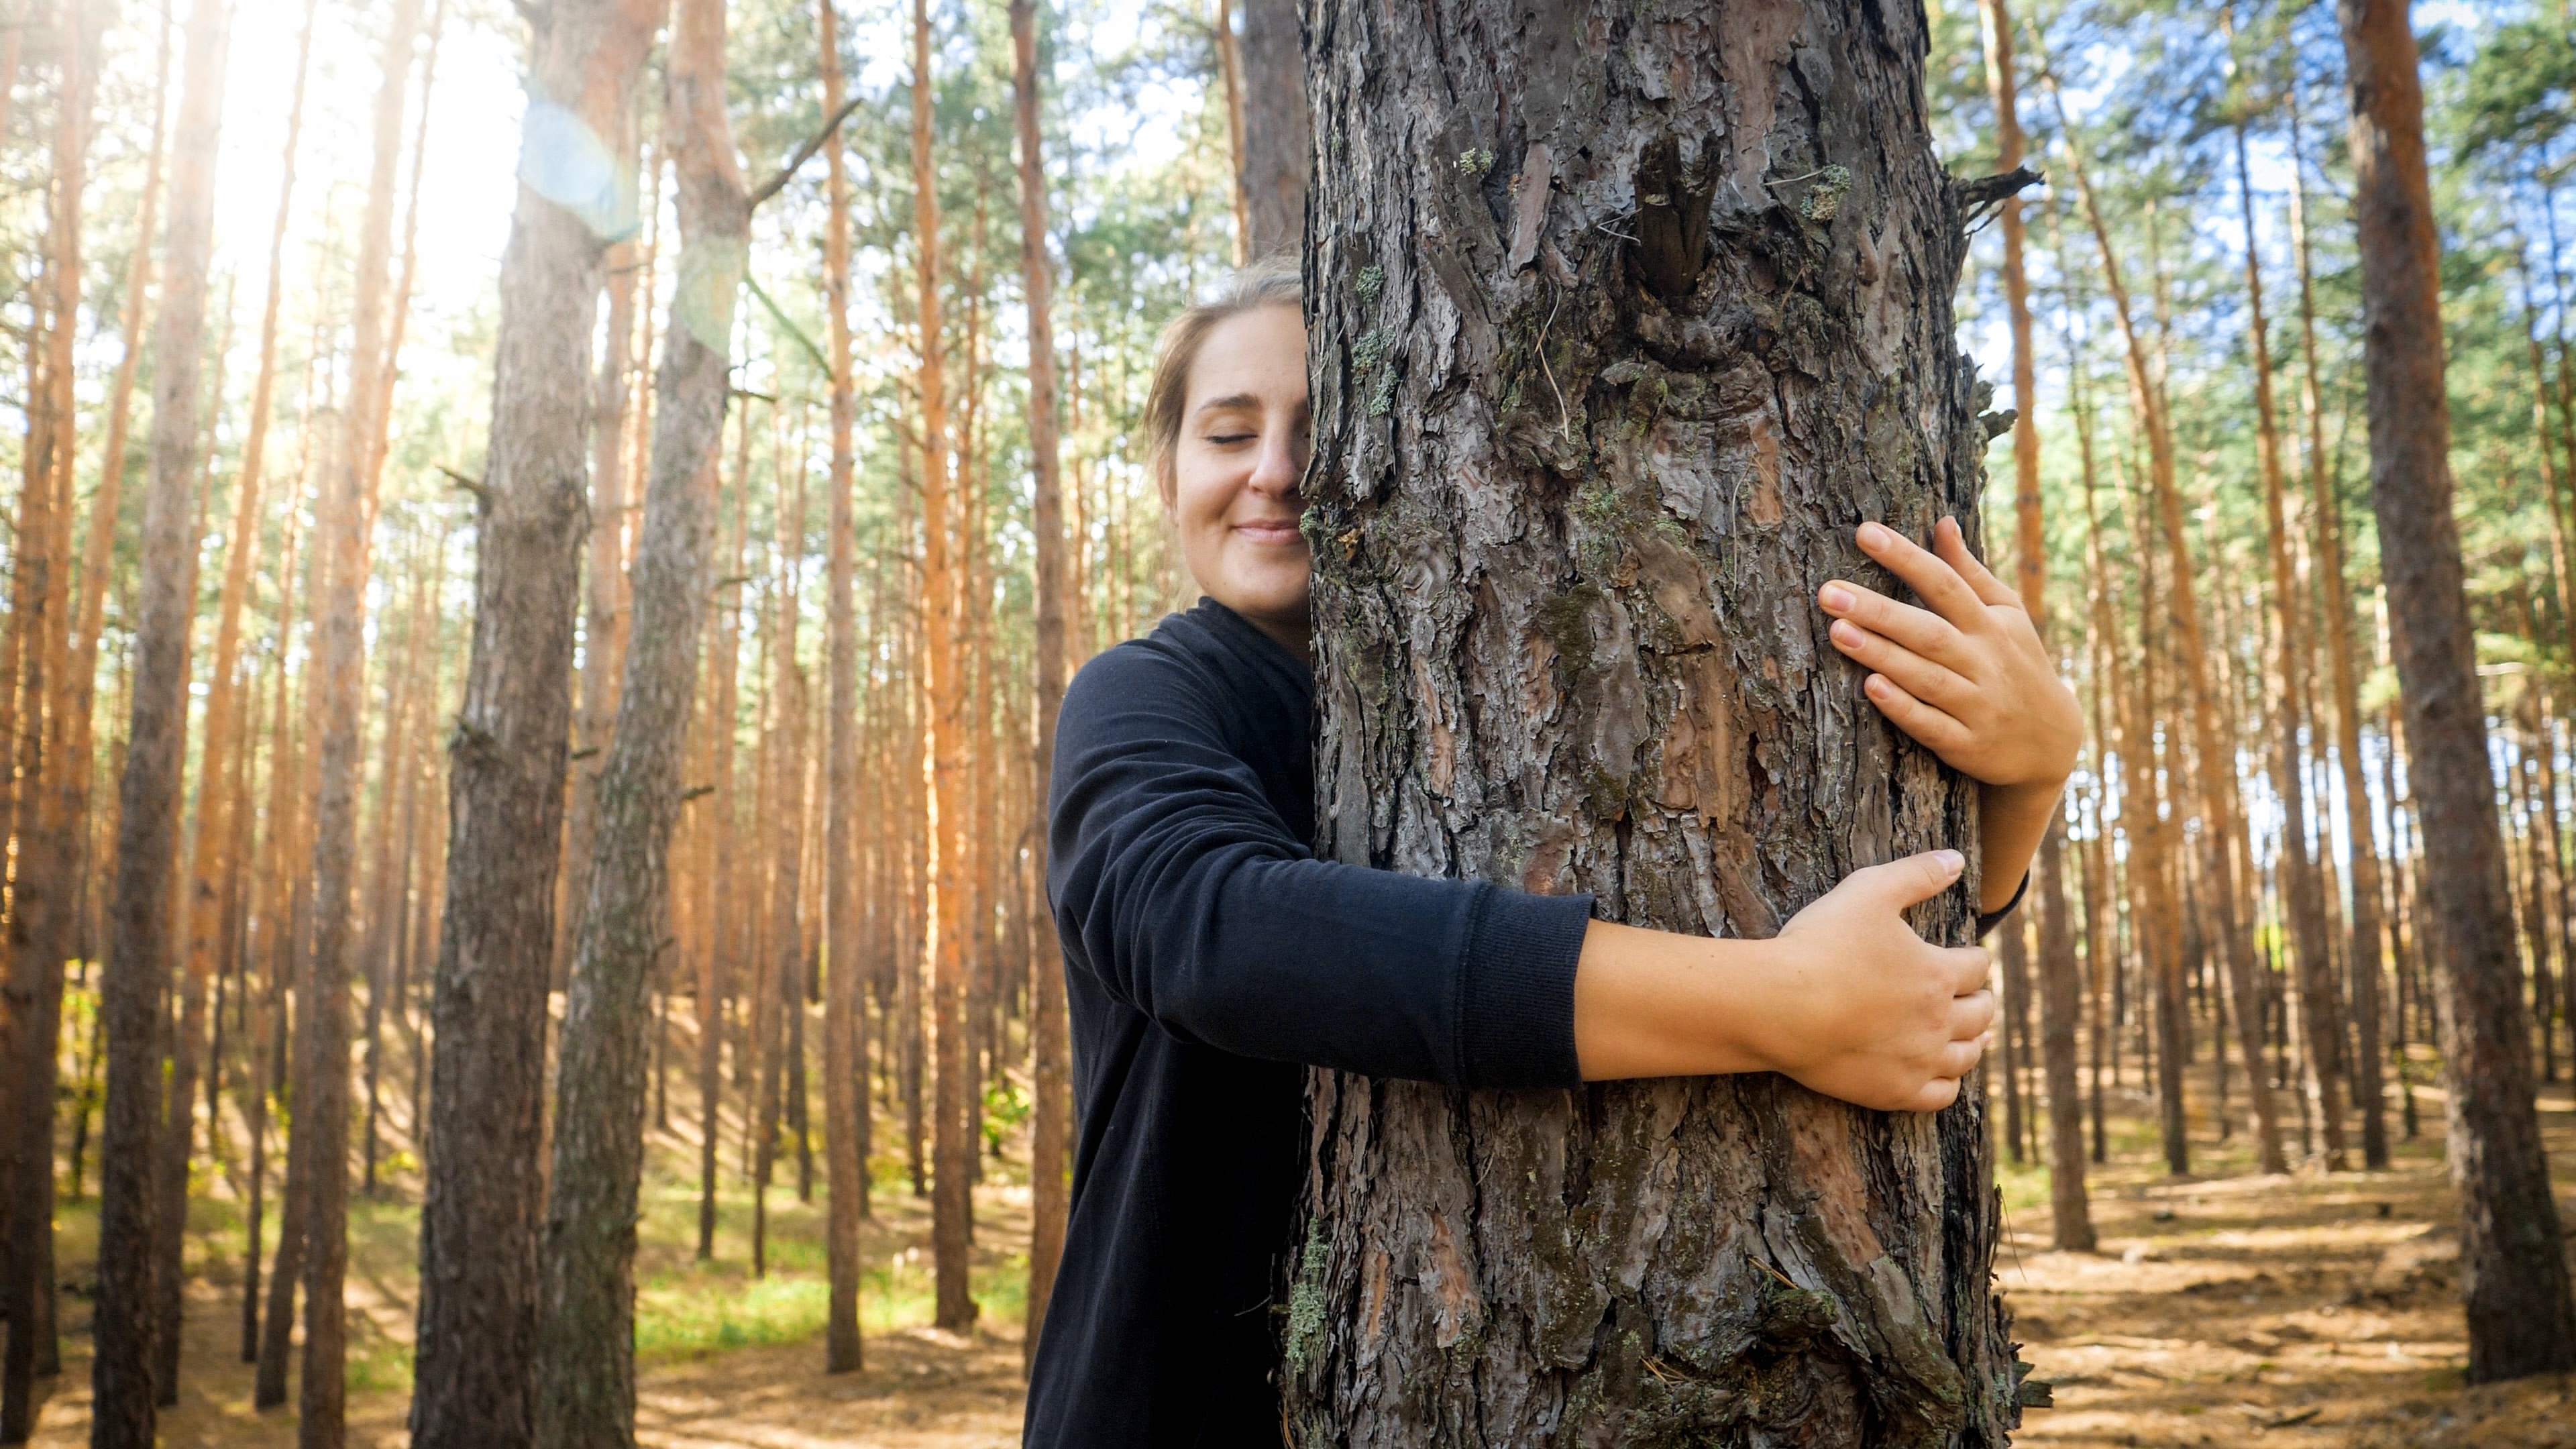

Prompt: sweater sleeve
[{"left": 1048, "top": 644, "right": 1592, "bottom": 1090}]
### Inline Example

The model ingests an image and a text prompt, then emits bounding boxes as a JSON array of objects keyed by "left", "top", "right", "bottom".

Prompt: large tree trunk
[
  {"left": 1009, "top": 0, "right": 1073, "bottom": 1368},
  {"left": 411, "top": 1, "right": 659, "bottom": 1442},
  {"left": 911, "top": 0, "right": 977, "bottom": 1334},
  {"left": 1288, "top": 3, "right": 2026, "bottom": 1440},
  {"left": 533, "top": 0, "right": 743, "bottom": 1433},
  {"left": 2337, "top": 0, "right": 2576, "bottom": 1383},
  {"left": 91, "top": 0, "right": 217, "bottom": 1434}
]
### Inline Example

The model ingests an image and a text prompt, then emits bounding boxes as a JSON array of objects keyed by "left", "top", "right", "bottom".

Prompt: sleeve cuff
[
  {"left": 1456, "top": 886, "right": 1594, "bottom": 1090},
  {"left": 1976, "top": 872, "right": 2030, "bottom": 939}
]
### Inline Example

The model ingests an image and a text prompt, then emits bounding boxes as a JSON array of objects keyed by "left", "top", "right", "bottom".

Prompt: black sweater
[{"left": 1022, "top": 600, "right": 1596, "bottom": 1447}]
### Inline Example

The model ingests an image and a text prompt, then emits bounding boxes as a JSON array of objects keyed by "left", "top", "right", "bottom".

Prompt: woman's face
[{"left": 1165, "top": 305, "right": 1313, "bottom": 653}]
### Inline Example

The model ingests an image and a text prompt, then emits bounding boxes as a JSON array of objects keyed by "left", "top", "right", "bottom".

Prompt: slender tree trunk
[
  {"left": 1237, "top": 0, "right": 1305, "bottom": 258},
  {"left": 2337, "top": 0, "right": 2576, "bottom": 1381},
  {"left": 89, "top": 0, "right": 207, "bottom": 1433},
  {"left": 1010, "top": 0, "right": 1073, "bottom": 1367},
  {"left": 699, "top": 423, "right": 750, "bottom": 1261},
  {"left": 562, "top": 95, "right": 645, "bottom": 993},
  {"left": 2232, "top": 115, "right": 2345, "bottom": 1169},
  {"left": 817, "top": 0, "right": 866, "bottom": 1375},
  {"left": 412, "top": 0, "right": 658, "bottom": 1438},
  {"left": 532, "top": 0, "right": 743, "bottom": 1432},
  {"left": 912, "top": 0, "right": 976, "bottom": 1334},
  {"left": 294, "top": 6, "right": 424, "bottom": 1440},
  {"left": 2053, "top": 97, "right": 2286, "bottom": 1173},
  {"left": 2288, "top": 93, "right": 2390, "bottom": 1171},
  {"left": 254, "top": 494, "right": 315, "bottom": 1409},
  {"left": 1289, "top": 3, "right": 2026, "bottom": 1438}
]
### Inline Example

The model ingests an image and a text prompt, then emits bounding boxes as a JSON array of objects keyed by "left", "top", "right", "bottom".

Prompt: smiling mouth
[{"left": 1234, "top": 519, "right": 1304, "bottom": 543}]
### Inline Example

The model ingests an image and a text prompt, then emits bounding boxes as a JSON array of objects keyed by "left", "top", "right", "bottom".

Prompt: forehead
[{"left": 1187, "top": 306, "right": 1307, "bottom": 411}]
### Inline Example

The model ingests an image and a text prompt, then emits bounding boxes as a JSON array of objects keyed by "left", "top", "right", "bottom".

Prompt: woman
[{"left": 1023, "top": 260, "right": 2080, "bottom": 1446}]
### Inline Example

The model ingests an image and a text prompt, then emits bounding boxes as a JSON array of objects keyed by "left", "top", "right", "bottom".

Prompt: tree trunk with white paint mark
[{"left": 1289, "top": 2, "right": 2025, "bottom": 1442}]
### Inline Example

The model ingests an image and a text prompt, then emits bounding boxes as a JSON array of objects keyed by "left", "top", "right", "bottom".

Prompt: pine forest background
[{"left": 0, "top": 0, "right": 2571, "bottom": 1443}]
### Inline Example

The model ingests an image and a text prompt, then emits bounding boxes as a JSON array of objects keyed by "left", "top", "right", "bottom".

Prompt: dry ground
[
  {"left": 2002, "top": 1063, "right": 2576, "bottom": 1448},
  {"left": 16, "top": 1022, "right": 2576, "bottom": 1446}
]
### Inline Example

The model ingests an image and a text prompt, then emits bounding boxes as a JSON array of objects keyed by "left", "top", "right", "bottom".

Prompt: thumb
[{"left": 1851, "top": 849, "right": 1966, "bottom": 911}]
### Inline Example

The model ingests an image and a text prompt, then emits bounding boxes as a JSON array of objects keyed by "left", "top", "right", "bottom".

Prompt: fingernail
[
  {"left": 1831, "top": 620, "right": 1860, "bottom": 647},
  {"left": 1864, "top": 673, "right": 1887, "bottom": 696},
  {"left": 1859, "top": 522, "right": 1890, "bottom": 549},
  {"left": 1821, "top": 584, "right": 1852, "bottom": 612},
  {"left": 1936, "top": 849, "right": 1964, "bottom": 874}
]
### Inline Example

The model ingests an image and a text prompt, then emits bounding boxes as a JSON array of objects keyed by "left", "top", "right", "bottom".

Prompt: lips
[{"left": 1233, "top": 519, "right": 1303, "bottom": 544}]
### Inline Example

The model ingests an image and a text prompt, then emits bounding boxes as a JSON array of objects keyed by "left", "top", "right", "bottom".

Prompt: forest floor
[
  {"left": 13, "top": 1028, "right": 2576, "bottom": 1446},
  {"left": 2001, "top": 1059, "right": 2576, "bottom": 1448}
]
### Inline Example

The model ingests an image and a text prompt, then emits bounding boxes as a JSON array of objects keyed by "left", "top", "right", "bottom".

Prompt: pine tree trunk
[
  {"left": 2232, "top": 118, "right": 2345, "bottom": 1170},
  {"left": 412, "top": 0, "right": 659, "bottom": 1440},
  {"left": 1010, "top": 0, "right": 1073, "bottom": 1366},
  {"left": 911, "top": 0, "right": 977, "bottom": 1334},
  {"left": 294, "top": 6, "right": 423, "bottom": 1440},
  {"left": 532, "top": 0, "right": 743, "bottom": 1433},
  {"left": 2059, "top": 117, "right": 2286, "bottom": 1173},
  {"left": 2336, "top": 0, "right": 2576, "bottom": 1382},
  {"left": 816, "top": 0, "right": 867, "bottom": 1373},
  {"left": 2288, "top": 93, "right": 2390, "bottom": 1169},
  {"left": 700, "top": 431, "right": 749, "bottom": 1261},
  {"left": 90, "top": 0, "right": 207, "bottom": 1432},
  {"left": 1237, "top": 0, "right": 1305, "bottom": 258},
  {"left": 1289, "top": 3, "right": 2025, "bottom": 1439},
  {"left": 254, "top": 500, "right": 313, "bottom": 1411}
]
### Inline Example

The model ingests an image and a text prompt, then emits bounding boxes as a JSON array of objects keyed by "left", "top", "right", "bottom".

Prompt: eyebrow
[{"left": 1191, "top": 393, "right": 1263, "bottom": 417}]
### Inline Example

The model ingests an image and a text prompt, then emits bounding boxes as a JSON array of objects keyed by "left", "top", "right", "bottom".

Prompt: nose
[{"left": 1247, "top": 425, "right": 1302, "bottom": 501}]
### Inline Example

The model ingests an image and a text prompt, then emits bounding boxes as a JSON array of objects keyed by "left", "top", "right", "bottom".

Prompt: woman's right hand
[{"left": 1754, "top": 850, "right": 1996, "bottom": 1112}]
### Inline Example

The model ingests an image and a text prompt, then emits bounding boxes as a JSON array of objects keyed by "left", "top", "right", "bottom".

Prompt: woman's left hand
[{"left": 1817, "top": 516, "right": 2082, "bottom": 791}]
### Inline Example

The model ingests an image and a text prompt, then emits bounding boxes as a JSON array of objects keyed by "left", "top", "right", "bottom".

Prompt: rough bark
[
  {"left": 411, "top": 0, "right": 659, "bottom": 1441},
  {"left": 91, "top": 0, "right": 211, "bottom": 1434},
  {"left": 1010, "top": 0, "right": 1074, "bottom": 1368},
  {"left": 911, "top": 0, "right": 977, "bottom": 1333},
  {"left": 1238, "top": 0, "right": 1305, "bottom": 258},
  {"left": 1288, "top": 3, "right": 2024, "bottom": 1440},
  {"left": 2337, "top": 0, "right": 2576, "bottom": 1382},
  {"left": 532, "top": 0, "right": 743, "bottom": 1433}
]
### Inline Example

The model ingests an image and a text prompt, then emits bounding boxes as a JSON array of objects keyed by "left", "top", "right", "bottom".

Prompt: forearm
[
  {"left": 1572, "top": 920, "right": 1785, "bottom": 1081},
  {"left": 1976, "top": 775, "right": 2065, "bottom": 914}
]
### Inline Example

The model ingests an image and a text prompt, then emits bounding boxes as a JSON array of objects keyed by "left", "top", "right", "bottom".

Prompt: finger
[
  {"left": 1903, "top": 1077, "right": 1962, "bottom": 1114},
  {"left": 1829, "top": 619, "right": 1976, "bottom": 712},
  {"left": 1935, "top": 515, "right": 2021, "bottom": 608},
  {"left": 1949, "top": 989, "right": 1996, "bottom": 1041},
  {"left": 1849, "top": 849, "right": 1966, "bottom": 910},
  {"left": 1864, "top": 672, "right": 1974, "bottom": 757},
  {"left": 1858, "top": 521, "right": 1988, "bottom": 630},
  {"left": 1939, "top": 1033, "right": 1993, "bottom": 1078},
  {"left": 1952, "top": 947, "right": 1996, "bottom": 997},
  {"left": 1818, "top": 580, "right": 1965, "bottom": 663}
]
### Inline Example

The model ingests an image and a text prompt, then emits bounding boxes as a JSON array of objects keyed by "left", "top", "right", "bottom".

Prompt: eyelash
[{"left": 1207, "top": 432, "right": 1254, "bottom": 445}]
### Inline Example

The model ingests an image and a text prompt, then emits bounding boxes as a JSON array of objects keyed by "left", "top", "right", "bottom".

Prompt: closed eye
[{"left": 1205, "top": 431, "right": 1256, "bottom": 445}]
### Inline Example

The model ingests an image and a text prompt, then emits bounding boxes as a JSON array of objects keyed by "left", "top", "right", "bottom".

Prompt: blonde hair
[{"left": 1141, "top": 255, "right": 1305, "bottom": 500}]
